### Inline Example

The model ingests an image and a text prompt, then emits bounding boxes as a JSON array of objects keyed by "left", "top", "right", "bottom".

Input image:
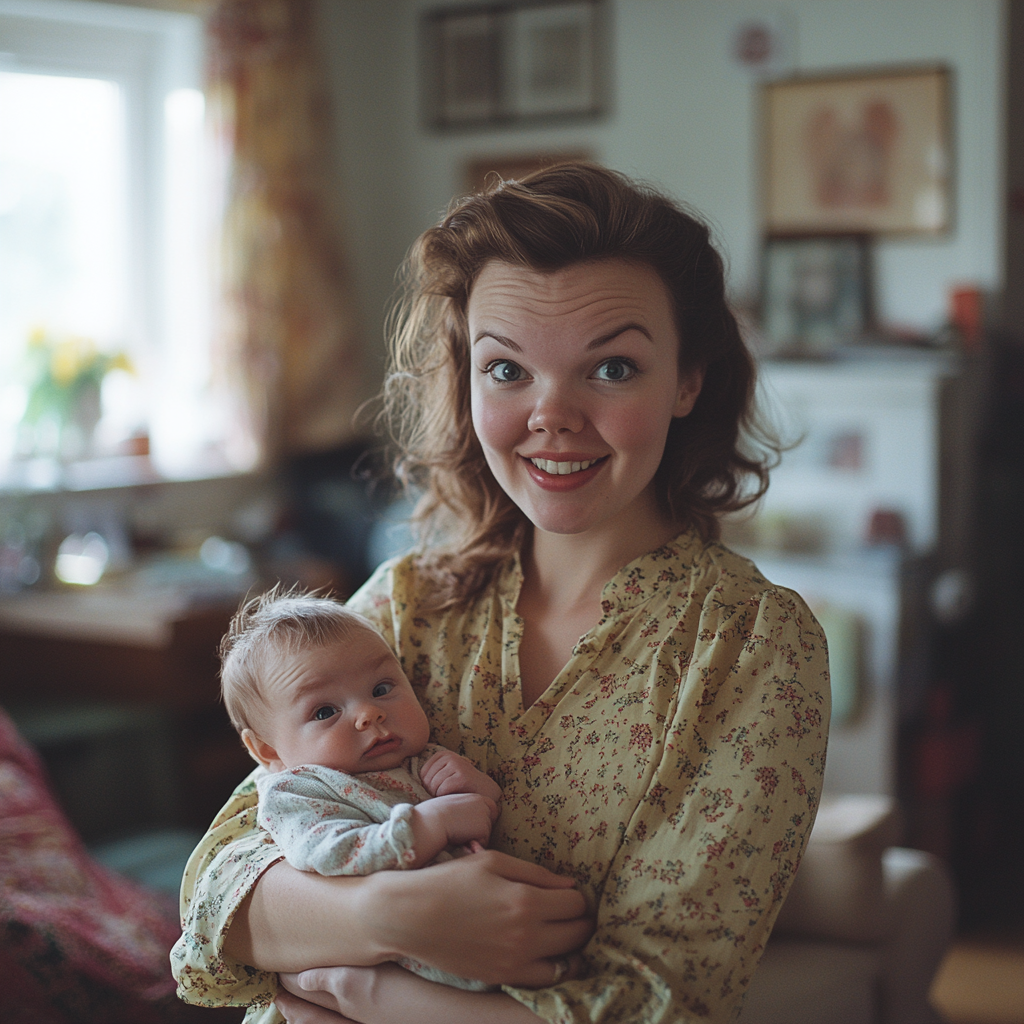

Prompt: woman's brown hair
[{"left": 382, "top": 163, "right": 775, "bottom": 607}]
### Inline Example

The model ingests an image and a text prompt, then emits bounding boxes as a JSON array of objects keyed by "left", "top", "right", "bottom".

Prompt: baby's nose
[{"left": 355, "top": 704, "right": 385, "bottom": 729}]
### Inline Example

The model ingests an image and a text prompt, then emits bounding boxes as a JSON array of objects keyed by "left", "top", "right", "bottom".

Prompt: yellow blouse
[{"left": 172, "top": 529, "right": 830, "bottom": 1023}]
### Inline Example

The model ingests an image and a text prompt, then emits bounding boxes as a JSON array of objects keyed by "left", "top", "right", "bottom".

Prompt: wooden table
[{"left": 0, "top": 589, "right": 253, "bottom": 836}]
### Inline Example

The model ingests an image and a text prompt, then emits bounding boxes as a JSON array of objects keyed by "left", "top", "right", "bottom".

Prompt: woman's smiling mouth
[{"left": 528, "top": 456, "right": 606, "bottom": 476}]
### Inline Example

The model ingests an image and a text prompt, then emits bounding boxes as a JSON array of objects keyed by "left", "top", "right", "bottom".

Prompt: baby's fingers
[{"left": 420, "top": 750, "right": 461, "bottom": 791}]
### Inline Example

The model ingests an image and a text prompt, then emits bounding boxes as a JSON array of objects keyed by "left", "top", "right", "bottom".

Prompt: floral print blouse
[{"left": 172, "top": 528, "right": 830, "bottom": 1023}]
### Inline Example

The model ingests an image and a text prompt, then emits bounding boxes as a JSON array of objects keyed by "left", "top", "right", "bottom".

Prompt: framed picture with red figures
[{"left": 762, "top": 66, "right": 951, "bottom": 235}]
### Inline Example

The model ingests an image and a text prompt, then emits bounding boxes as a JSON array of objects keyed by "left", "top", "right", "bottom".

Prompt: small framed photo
[
  {"left": 762, "top": 66, "right": 951, "bottom": 235},
  {"left": 422, "top": 1, "right": 606, "bottom": 130},
  {"left": 430, "top": 10, "right": 502, "bottom": 125},
  {"left": 761, "top": 235, "right": 872, "bottom": 356},
  {"left": 506, "top": 2, "right": 601, "bottom": 118}
]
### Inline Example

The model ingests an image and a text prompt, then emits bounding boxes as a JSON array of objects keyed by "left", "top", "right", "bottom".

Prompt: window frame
[{"left": 0, "top": 0, "right": 211, "bottom": 489}]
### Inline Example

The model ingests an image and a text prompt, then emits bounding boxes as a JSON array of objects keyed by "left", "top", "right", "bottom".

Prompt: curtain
[{"left": 206, "top": 0, "right": 367, "bottom": 467}]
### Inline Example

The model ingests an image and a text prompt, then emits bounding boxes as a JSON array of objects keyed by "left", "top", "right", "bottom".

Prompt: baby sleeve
[{"left": 256, "top": 767, "right": 419, "bottom": 875}]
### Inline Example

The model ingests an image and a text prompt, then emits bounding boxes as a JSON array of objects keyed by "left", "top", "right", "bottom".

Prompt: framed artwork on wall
[
  {"left": 762, "top": 66, "right": 951, "bottom": 235},
  {"left": 761, "top": 234, "right": 872, "bottom": 356},
  {"left": 421, "top": 0, "right": 606, "bottom": 130}
]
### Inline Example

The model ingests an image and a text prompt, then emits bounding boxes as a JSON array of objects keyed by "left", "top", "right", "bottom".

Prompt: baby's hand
[
  {"left": 411, "top": 793, "right": 496, "bottom": 864},
  {"left": 421, "top": 748, "right": 502, "bottom": 806}
]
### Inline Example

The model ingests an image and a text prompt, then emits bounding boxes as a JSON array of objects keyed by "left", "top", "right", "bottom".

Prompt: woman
[{"left": 173, "top": 164, "right": 830, "bottom": 1024}]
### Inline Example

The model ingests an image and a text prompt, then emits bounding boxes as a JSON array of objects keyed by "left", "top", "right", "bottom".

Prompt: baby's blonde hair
[{"left": 220, "top": 585, "right": 382, "bottom": 735}]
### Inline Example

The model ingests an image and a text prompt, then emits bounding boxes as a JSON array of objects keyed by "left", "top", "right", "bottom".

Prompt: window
[{"left": 0, "top": 0, "right": 246, "bottom": 488}]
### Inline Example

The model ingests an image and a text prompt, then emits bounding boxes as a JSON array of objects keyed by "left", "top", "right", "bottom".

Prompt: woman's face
[{"left": 467, "top": 259, "right": 702, "bottom": 540}]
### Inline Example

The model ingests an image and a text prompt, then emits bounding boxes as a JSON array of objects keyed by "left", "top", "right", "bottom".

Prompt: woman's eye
[
  {"left": 372, "top": 682, "right": 394, "bottom": 698},
  {"left": 313, "top": 706, "right": 337, "bottom": 721},
  {"left": 485, "top": 360, "right": 525, "bottom": 383},
  {"left": 594, "top": 358, "right": 637, "bottom": 382}
]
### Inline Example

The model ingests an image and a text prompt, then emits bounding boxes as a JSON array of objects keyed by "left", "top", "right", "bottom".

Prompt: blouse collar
[{"left": 496, "top": 526, "right": 704, "bottom": 617}]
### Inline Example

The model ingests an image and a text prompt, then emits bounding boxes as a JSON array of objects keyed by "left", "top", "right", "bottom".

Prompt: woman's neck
[{"left": 522, "top": 509, "right": 681, "bottom": 614}]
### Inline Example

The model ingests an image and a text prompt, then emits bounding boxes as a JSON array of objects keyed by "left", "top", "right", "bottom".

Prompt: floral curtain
[{"left": 206, "top": 0, "right": 367, "bottom": 466}]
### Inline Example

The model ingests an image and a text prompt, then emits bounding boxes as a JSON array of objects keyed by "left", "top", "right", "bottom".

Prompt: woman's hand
[
  {"left": 374, "top": 848, "right": 593, "bottom": 987},
  {"left": 280, "top": 964, "right": 545, "bottom": 1024},
  {"left": 275, "top": 987, "right": 356, "bottom": 1024},
  {"left": 231, "top": 850, "right": 592, "bottom": 986}
]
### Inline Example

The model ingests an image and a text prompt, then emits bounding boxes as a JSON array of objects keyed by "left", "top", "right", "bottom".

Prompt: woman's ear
[
  {"left": 673, "top": 365, "right": 705, "bottom": 418},
  {"left": 241, "top": 728, "right": 279, "bottom": 769}
]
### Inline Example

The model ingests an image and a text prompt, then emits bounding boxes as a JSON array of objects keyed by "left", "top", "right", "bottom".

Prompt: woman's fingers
[
  {"left": 279, "top": 972, "right": 343, "bottom": 1010},
  {"left": 376, "top": 849, "right": 594, "bottom": 987},
  {"left": 479, "top": 849, "right": 582, "bottom": 891},
  {"left": 274, "top": 988, "right": 356, "bottom": 1024},
  {"left": 522, "top": 951, "right": 586, "bottom": 990}
]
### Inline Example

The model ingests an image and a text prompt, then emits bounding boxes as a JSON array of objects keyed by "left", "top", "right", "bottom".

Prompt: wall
[{"left": 318, "top": 0, "right": 1005, "bottom": 375}]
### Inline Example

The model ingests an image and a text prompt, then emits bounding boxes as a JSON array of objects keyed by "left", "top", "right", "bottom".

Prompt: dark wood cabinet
[{"left": 0, "top": 594, "right": 252, "bottom": 838}]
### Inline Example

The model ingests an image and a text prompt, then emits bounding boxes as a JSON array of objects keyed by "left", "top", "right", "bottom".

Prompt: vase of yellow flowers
[{"left": 18, "top": 329, "right": 133, "bottom": 462}]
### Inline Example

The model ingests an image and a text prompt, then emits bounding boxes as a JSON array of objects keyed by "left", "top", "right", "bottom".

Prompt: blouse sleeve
[
  {"left": 505, "top": 584, "right": 830, "bottom": 1023},
  {"left": 170, "top": 769, "right": 284, "bottom": 1012}
]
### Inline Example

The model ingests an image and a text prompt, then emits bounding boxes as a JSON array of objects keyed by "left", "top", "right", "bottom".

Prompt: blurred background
[{"left": 0, "top": 0, "right": 1021, "bottom": 1019}]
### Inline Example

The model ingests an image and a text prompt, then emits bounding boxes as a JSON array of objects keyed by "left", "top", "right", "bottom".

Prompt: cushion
[
  {"left": 739, "top": 938, "right": 881, "bottom": 1024},
  {"left": 0, "top": 704, "right": 205, "bottom": 1022},
  {"left": 773, "top": 794, "right": 901, "bottom": 943}
]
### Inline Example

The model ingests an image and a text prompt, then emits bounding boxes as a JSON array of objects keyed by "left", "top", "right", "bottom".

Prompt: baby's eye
[
  {"left": 312, "top": 705, "right": 337, "bottom": 721},
  {"left": 372, "top": 681, "right": 394, "bottom": 698},
  {"left": 485, "top": 359, "right": 525, "bottom": 383},
  {"left": 593, "top": 358, "right": 637, "bottom": 382}
]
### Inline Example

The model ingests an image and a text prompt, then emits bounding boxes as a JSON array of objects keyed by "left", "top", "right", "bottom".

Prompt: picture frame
[
  {"left": 761, "top": 234, "right": 872, "bottom": 356},
  {"left": 762, "top": 66, "right": 951, "bottom": 235},
  {"left": 422, "top": 0, "right": 606, "bottom": 130}
]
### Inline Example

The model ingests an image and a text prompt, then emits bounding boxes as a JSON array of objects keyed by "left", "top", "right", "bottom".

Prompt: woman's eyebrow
[
  {"left": 472, "top": 330, "right": 521, "bottom": 351},
  {"left": 472, "top": 323, "right": 652, "bottom": 349},
  {"left": 587, "top": 323, "right": 653, "bottom": 349}
]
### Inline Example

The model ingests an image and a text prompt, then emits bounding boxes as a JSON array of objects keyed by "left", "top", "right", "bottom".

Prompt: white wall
[{"left": 319, "top": 0, "right": 1005, "bottom": 375}]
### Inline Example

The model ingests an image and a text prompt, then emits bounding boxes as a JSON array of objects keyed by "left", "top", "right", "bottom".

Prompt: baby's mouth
[{"left": 364, "top": 735, "right": 401, "bottom": 758}]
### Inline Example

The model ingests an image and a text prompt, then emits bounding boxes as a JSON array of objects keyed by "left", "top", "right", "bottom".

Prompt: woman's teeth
[{"left": 530, "top": 458, "right": 598, "bottom": 476}]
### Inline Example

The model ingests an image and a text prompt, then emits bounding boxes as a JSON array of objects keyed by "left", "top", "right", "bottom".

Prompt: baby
[{"left": 219, "top": 586, "right": 502, "bottom": 994}]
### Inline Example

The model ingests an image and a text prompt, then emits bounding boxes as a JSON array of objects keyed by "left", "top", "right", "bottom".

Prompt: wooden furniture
[{"left": 0, "top": 590, "right": 252, "bottom": 836}]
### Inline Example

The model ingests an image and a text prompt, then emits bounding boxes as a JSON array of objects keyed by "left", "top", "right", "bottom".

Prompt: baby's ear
[{"left": 241, "top": 729, "right": 278, "bottom": 769}]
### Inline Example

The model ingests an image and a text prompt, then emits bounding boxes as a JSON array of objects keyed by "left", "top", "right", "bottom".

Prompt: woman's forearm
[
  {"left": 282, "top": 965, "right": 543, "bottom": 1024},
  {"left": 224, "top": 850, "right": 593, "bottom": 985},
  {"left": 225, "top": 861, "right": 388, "bottom": 971}
]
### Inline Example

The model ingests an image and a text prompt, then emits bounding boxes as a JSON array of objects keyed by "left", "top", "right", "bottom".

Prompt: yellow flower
[
  {"left": 51, "top": 339, "right": 81, "bottom": 387},
  {"left": 110, "top": 352, "right": 135, "bottom": 374}
]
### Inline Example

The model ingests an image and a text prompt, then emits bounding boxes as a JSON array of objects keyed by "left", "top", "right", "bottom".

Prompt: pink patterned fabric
[{"left": 0, "top": 705, "right": 197, "bottom": 1023}]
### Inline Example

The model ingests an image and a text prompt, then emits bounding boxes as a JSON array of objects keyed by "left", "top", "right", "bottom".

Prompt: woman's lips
[{"left": 522, "top": 454, "right": 607, "bottom": 491}]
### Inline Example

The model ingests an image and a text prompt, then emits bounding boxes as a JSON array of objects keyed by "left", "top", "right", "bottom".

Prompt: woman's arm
[
  {"left": 226, "top": 849, "right": 593, "bottom": 987},
  {"left": 280, "top": 964, "right": 543, "bottom": 1024}
]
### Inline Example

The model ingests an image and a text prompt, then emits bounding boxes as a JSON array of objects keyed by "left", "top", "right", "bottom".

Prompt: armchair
[{"left": 740, "top": 795, "right": 956, "bottom": 1024}]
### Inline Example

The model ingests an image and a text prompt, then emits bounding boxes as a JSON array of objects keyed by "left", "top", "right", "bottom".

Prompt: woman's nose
[
  {"left": 354, "top": 705, "right": 385, "bottom": 730},
  {"left": 527, "top": 383, "right": 585, "bottom": 434}
]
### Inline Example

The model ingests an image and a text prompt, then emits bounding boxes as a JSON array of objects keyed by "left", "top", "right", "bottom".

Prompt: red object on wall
[
  {"left": 949, "top": 286, "right": 984, "bottom": 352},
  {"left": 914, "top": 685, "right": 981, "bottom": 799}
]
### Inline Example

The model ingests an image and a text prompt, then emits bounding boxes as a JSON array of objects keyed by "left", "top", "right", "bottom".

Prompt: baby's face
[{"left": 258, "top": 630, "right": 430, "bottom": 774}]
